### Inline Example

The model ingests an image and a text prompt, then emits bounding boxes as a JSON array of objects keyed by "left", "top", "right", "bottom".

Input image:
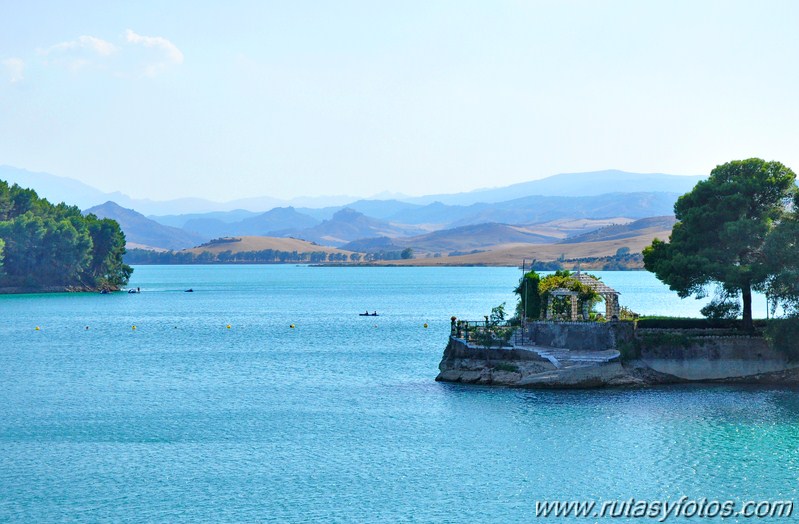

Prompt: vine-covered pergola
[{"left": 544, "top": 272, "right": 621, "bottom": 321}]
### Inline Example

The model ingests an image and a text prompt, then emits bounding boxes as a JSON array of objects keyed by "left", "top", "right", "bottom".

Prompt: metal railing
[{"left": 450, "top": 318, "right": 517, "bottom": 348}]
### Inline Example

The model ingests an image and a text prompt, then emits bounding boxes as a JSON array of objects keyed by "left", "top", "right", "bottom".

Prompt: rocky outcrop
[
  {"left": 436, "top": 338, "right": 555, "bottom": 385},
  {"left": 437, "top": 337, "right": 637, "bottom": 388},
  {"left": 436, "top": 322, "right": 799, "bottom": 389}
]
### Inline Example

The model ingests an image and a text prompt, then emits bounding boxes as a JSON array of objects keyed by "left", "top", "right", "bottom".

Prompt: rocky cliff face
[{"left": 436, "top": 338, "right": 641, "bottom": 388}]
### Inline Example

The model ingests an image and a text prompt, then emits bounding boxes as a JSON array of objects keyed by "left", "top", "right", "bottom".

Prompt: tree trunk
[{"left": 742, "top": 284, "right": 753, "bottom": 332}]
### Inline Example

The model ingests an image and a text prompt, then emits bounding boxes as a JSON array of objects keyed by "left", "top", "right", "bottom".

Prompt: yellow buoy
[
  {"left": 290, "top": 324, "right": 295, "bottom": 329},
  {"left": 423, "top": 323, "right": 428, "bottom": 328},
  {"left": 226, "top": 324, "right": 231, "bottom": 329},
  {"left": 132, "top": 325, "right": 136, "bottom": 330},
  {"left": 35, "top": 326, "right": 40, "bottom": 331}
]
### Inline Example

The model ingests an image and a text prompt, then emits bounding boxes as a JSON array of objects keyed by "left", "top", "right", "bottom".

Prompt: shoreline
[
  {"left": 0, "top": 285, "right": 119, "bottom": 295},
  {"left": 120, "top": 260, "right": 647, "bottom": 269}
]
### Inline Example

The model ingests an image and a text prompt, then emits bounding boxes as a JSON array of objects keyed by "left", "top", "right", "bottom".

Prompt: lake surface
[{"left": 0, "top": 266, "right": 796, "bottom": 522}]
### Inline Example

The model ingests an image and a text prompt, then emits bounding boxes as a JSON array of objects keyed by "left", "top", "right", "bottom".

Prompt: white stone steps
[{"left": 512, "top": 343, "right": 620, "bottom": 369}]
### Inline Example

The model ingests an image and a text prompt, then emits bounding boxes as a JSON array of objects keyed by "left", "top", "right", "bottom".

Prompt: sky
[{"left": 1, "top": 0, "right": 798, "bottom": 202}]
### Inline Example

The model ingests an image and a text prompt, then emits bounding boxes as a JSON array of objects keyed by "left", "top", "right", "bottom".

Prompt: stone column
[
  {"left": 605, "top": 294, "right": 620, "bottom": 319},
  {"left": 570, "top": 295, "right": 578, "bottom": 321}
]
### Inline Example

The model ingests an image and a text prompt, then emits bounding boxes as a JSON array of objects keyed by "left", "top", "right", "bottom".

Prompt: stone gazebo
[{"left": 544, "top": 272, "right": 621, "bottom": 321}]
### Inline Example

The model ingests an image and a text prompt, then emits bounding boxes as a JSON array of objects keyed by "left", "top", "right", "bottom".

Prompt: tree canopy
[
  {"left": 0, "top": 180, "right": 131, "bottom": 290},
  {"left": 763, "top": 200, "right": 799, "bottom": 315},
  {"left": 514, "top": 270, "right": 541, "bottom": 320},
  {"left": 643, "top": 158, "right": 797, "bottom": 330}
]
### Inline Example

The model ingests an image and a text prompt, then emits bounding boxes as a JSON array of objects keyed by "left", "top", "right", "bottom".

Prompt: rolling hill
[
  {"left": 340, "top": 218, "right": 643, "bottom": 255},
  {"left": 559, "top": 216, "right": 677, "bottom": 244},
  {"left": 522, "top": 217, "right": 636, "bottom": 239},
  {"left": 387, "top": 231, "right": 666, "bottom": 267},
  {"left": 393, "top": 223, "right": 561, "bottom": 254},
  {"left": 339, "top": 236, "right": 406, "bottom": 253},
  {"left": 378, "top": 215, "right": 677, "bottom": 266}
]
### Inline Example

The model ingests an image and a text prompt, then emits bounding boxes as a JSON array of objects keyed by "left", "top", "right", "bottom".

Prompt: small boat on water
[{"left": 359, "top": 311, "right": 379, "bottom": 316}]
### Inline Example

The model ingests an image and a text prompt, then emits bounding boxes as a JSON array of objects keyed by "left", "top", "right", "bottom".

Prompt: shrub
[
  {"left": 639, "top": 331, "right": 693, "bottom": 349},
  {"left": 636, "top": 317, "right": 766, "bottom": 330},
  {"left": 700, "top": 299, "right": 741, "bottom": 320},
  {"left": 618, "top": 306, "right": 639, "bottom": 321},
  {"left": 617, "top": 340, "right": 641, "bottom": 361},
  {"left": 764, "top": 317, "right": 799, "bottom": 361},
  {"left": 473, "top": 303, "right": 514, "bottom": 348}
]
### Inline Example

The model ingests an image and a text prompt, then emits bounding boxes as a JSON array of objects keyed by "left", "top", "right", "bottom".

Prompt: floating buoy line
[{"left": 27, "top": 318, "right": 433, "bottom": 332}]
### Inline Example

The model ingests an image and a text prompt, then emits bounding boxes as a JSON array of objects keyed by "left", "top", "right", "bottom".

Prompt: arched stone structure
[{"left": 543, "top": 271, "right": 622, "bottom": 321}]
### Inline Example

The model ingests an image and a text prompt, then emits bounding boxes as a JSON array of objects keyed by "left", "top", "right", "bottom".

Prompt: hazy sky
[{"left": 1, "top": 1, "right": 798, "bottom": 202}]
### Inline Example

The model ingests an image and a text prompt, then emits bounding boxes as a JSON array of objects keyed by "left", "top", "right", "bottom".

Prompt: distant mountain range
[
  {"left": 297, "top": 208, "right": 425, "bottom": 247},
  {"left": 0, "top": 165, "right": 357, "bottom": 215},
  {"left": 338, "top": 216, "right": 676, "bottom": 256},
  {"left": 151, "top": 209, "right": 260, "bottom": 229},
  {"left": 391, "top": 192, "right": 678, "bottom": 227},
  {"left": 149, "top": 192, "right": 678, "bottom": 242},
  {"left": 2, "top": 164, "right": 698, "bottom": 259},
  {"left": 1, "top": 164, "right": 702, "bottom": 216},
  {"left": 84, "top": 202, "right": 206, "bottom": 250},
  {"left": 182, "top": 207, "right": 322, "bottom": 238},
  {"left": 401, "top": 170, "right": 704, "bottom": 205}
]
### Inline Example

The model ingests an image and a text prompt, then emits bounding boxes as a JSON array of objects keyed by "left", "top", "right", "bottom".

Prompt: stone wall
[
  {"left": 523, "top": 320, "right": 634, "bottom": 350},
  {"left": 637, "top": 331, "right": 798, "bottom": 380},
  {"left": 443, "top": 337, "right": 550, "bottom": 362}
]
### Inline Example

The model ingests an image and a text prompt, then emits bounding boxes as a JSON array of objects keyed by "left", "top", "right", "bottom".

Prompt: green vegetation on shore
[{"left": 0, "top": 180, "right": 131, "bottom": 291}]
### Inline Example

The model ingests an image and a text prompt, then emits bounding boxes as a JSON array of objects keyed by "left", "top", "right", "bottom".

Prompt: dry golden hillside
[
  {"left": 385, "top": 229, "right": 669, "bottom": 267},
  {"left": 183, "top": 236, "right": 355, "bottom": 256}
]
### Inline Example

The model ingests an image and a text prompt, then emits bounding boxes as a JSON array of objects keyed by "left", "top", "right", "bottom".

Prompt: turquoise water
[{"left": 0, "top": 266, "right": 796, "bottom": 522}]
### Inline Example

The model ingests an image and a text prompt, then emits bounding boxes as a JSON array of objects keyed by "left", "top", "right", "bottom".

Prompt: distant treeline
[
  {"left": 125, "top": 248, "right": 353, "bottom": 264},
  {"left": 0, "top": 181, "right": 131, "bottom": 290},
  {"left": 125, "top": 247, "right": 415, "bottom": 264}
]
